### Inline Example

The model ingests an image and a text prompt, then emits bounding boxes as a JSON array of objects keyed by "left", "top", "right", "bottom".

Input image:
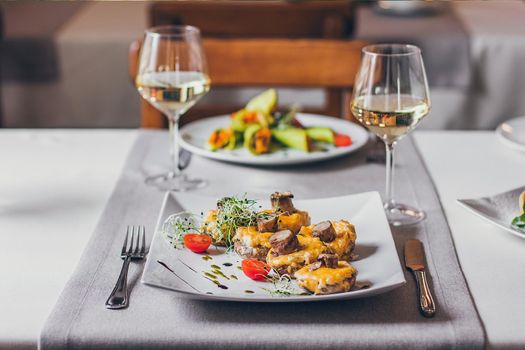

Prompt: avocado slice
[
  {"left": 272, "top": 128, "right": 309, "bottom": 152},
  {"left": 306, "top": 127, "right": 335, "bottom": 144},
  {"left": 245, "top": 89, "right": 277, "bottom": 114}
]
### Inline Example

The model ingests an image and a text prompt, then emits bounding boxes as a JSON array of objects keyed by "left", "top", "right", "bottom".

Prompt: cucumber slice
[
  {"left": 272, "top": 128, "right": 309, "bottom": 152},
  {"left": 306, "top": 127, "right": 335, "bottom": 144}
]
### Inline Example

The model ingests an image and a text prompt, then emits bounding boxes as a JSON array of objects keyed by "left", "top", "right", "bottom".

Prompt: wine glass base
[
  {"left": 145, "top": 173, "right": 207, "bottom": 192},
  {"left": 384, "top": 202, "right": 425, "bottom": 227}
]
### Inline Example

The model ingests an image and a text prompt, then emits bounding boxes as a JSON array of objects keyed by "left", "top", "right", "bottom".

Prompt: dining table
[{"left": 2, "top": 128, "right": 525, "bottom": 349}]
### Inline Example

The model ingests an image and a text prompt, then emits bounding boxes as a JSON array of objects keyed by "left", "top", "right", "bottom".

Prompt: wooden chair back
[
  {"left": 129, "top": 39, "right": 366, "bottom": 128},
  {"left": 150, "top": 1, "right": 355, "bottom": 39}
]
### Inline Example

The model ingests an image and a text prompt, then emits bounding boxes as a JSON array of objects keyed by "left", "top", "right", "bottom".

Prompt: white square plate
[
  {"left": 141, "top": 192, "right": 406, "bottom": 302},
  {"left": 458, "top": 186, "right": 525, "bottom": 239}
]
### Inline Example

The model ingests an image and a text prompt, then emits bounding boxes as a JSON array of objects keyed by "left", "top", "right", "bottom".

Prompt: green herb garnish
[
  {"left": 275, "top": 104, "right": 300, "bottom": 129},
  {"left": 512, "top": 203, "right": 525, "bottom": 229},
  {"left": 262, "top": 270, "right": 301, "bottom": 297},
  {"left": 161, "top": 212, "right": 203, "bottom": 248},
  {"left": 211, "top": 195, "right": 262, "bottom": 247}
]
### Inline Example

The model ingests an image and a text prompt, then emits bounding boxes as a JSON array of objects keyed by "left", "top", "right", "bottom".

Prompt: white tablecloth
[
  {"left": 1, "top": 129, "right": 525, "bottom": 349},
  {"left": 0, "top": 130, "right": 136, "bottom": 348},
  {"left": 449, "top": 1, "right": 525, "bottom": 129}
]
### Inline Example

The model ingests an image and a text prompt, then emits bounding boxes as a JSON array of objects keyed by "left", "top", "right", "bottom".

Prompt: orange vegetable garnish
[
  {"left": 254, "top": 127, "right": 271, "bottom": 154},
  {"left": 243, "top": 111, "right": 259, "bottom": 123},
  {"left": 208, "top": 128, "right": 232, "bottom": 148}
]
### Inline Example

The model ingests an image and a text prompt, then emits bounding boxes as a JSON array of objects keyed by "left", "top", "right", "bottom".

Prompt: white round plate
[
  {"left": 496, "top": 116, "right": 525, "bottom": 153},
  {"left": 179, "top": 113, "right": 369, "bottom": 165}
]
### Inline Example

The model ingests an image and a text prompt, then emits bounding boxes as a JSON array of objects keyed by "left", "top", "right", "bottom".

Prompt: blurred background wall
[{"left": 1, "top": 0, "right": 525, "bottom": 129}]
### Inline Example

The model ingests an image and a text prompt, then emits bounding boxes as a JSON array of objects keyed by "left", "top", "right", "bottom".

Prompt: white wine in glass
[
  {"left": 351, "top": 44, "right": 431, "bottom": 226},
  {"left": 136, "top": 71, "right": 210, "bottom": 116},
  {"left": 136, "top": 25, "right": 210, "bottom": 191}
]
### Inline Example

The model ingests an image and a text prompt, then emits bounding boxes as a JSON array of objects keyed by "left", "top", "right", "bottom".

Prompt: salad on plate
[{"left": 207, "top": 89, "right": 353, "bottom": 155}]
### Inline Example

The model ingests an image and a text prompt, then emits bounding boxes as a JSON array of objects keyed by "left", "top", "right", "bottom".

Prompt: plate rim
[
  {"left": 141, "top": 191, "right": 407, "bottom": 302},
  {"left": 179, "top": 113, "right": 370, "bottom": 166}
]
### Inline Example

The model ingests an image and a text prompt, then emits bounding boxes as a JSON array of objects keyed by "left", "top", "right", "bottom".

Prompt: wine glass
[
  {"left": 351, "top": 44, "right": 430, "bottom": 226},
  {"left": 136, "top": 25, "right": 210, "bottom": 191}
]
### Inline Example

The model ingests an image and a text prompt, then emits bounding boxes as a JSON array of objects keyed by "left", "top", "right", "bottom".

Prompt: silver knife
[{"left": 404, "top": 239, "right": 436, "bottom": 317}]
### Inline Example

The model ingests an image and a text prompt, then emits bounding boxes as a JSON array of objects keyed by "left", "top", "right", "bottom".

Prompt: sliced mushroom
[
  {"left": 269, "top": 229, "right": 300, "bottom": 255},
  {"left": 270, "top": 192, "right": 296, "bottom": 214},
  {"left": 312, "top": 221, "right": 336, "bottom": 242},
  {"left": 257, "top": 214, "right": 278, "bottom": 232},
  {"left": 317, "top": 253, "right": 338, "bottom": 269}
]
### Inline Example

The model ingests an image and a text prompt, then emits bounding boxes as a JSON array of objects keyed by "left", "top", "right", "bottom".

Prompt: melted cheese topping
[
  {"left": 299, "top": 220, "right": 356, "bottom": 260},
  {"left": 294, "top": 261, "right": 357, "bottom": 294},
  {"left": 233, "top": 226, "right": 272, "bottom": 248},
  {"left": 202, "top": 210, "right": 218, "bottom": 236},
  {"left": 204, "top": 209, "right": 217, "bottom": 221},
  {"left": 277, "top": 210, "right": 311, "bottom": 234},
  {"left": 266, "top": 235, "right": 326, "bottom": 270}
]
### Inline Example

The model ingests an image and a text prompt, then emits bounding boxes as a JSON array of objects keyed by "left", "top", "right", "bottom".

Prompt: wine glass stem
[
  {"left": 168, "top": 115, "right": 181, "bottom": 178},
  {"left": 385, "top": 142, "right": 396, "bottom": 207}
]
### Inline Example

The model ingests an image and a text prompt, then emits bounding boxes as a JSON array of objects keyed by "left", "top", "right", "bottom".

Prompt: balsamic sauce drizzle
[{"left": 203, "top": 275, "right": 229, "bottom": 290}]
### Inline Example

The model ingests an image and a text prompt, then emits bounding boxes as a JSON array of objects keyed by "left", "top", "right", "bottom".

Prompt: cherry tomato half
[
  {"left": 241, "top": 259, "right": 271, "bottom": 281},
  {"left": 334, "top": 133, "right": 352, "bottom": 147},
  {"left": 183, "top": 234, "right": 212, "bottom": 253}
]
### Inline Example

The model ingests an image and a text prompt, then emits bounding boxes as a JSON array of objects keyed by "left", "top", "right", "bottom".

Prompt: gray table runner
[{"left": 40, "top": 130, "right": 485, "bottom": 349}]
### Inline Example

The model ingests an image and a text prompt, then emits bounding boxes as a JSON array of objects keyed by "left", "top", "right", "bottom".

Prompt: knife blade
[{"left": 404, "top": 239, "right": 436, "bottom": 317}]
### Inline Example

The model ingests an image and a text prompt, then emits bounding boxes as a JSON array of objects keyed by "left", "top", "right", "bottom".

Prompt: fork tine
[
  {"left": 121, "top": 226, "right": 131, "bottom": 256},
  {"left": 140, "top": 226, "right": 146, "bottom": 255},
  {"left": 133, "top": 226, "right": 141, "bottom": 255},
  {"left": 128, "top": 226, "right": 136, "bottom": 255}
]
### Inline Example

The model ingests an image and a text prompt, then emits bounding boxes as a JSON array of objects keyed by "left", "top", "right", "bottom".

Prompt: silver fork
[
  {"left": 178, "top": 149, "right": 192, "bottom": 171},
  {"left": 105, "top": 225, "right": 146, "bottom": 309}
]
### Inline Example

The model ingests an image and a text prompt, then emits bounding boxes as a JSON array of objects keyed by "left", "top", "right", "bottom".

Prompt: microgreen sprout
[
  {"left": 161, "top": 212, "right": 203, "bottom": 248},
  {"left": 212, "top": 195, "right": 262, "bottom": 247},
  {"left": 262, "top": 269, "right": 302, "bottom": 297}
]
